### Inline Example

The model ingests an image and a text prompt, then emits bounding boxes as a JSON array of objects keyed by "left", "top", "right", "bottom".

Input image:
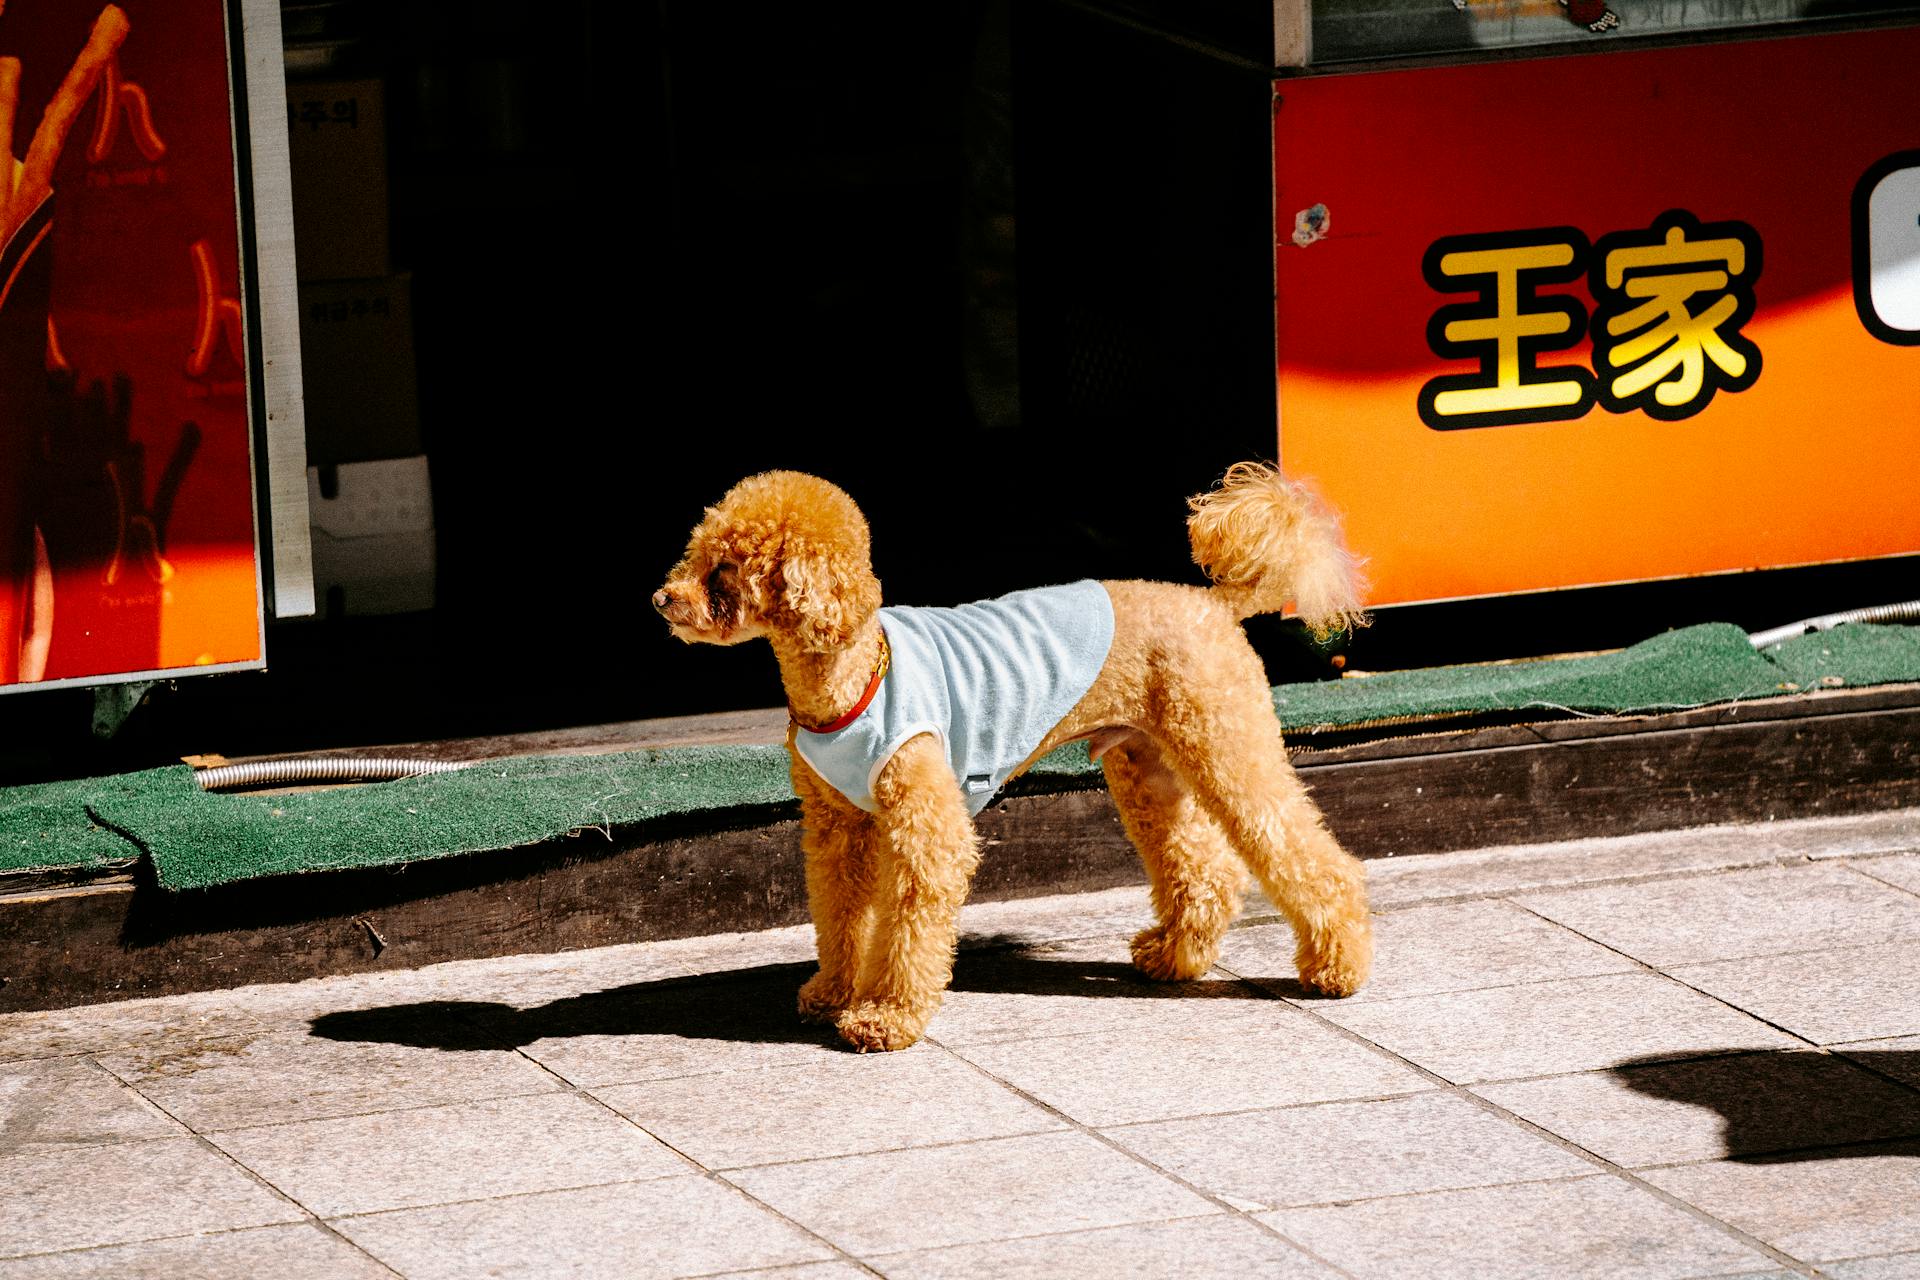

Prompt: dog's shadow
[
  {"left": 308, "top": 946, "right": 1283, "bottom": 1053},
  {"left": 1608, "top": 1049, "right": 1920, "bottom": 1165}
]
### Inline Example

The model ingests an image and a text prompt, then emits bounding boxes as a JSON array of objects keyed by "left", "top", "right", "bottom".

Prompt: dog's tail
[{"left": 1186, "top": 461, "right": 1367, "bottom": 637}]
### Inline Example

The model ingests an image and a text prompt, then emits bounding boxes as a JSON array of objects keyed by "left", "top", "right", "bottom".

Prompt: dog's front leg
[
  {"left": 793, "top": 762, "right": 877, "bottom": 1024},
  {"left": 837, "top": 733, "right": 979, "bottom": 1052}
]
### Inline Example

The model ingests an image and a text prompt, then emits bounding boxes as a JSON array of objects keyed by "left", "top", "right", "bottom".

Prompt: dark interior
[{"left": 0, "top": 0, "right": 1912, "bottom": 780}]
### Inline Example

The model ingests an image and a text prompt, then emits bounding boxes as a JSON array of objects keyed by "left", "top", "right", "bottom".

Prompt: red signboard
[
  {"left": 1273, "top": 27, "right": 1920, "bottom": 607},
  {"left": 0, "top": 1, "right": 261, "bottom": 689}
]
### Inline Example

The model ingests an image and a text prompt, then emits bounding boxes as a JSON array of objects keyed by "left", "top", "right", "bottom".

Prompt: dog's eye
[{"left": 705, "top": 562, "right": 743, "bottom": 627}]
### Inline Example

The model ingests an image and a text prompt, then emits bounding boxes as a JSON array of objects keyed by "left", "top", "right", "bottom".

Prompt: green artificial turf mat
[
  {"left": 3, "top": 621, "right": 1916, "bottom": 891},
  {"left": 0, "top": 767, "right": 181, "bottom": 876},
  {"left": 86, "top": 745, "right": 797, "bottom": 891},
  {"left": 1271, "top": 622, "right": 1791, "bottom": 731},
  {"left": 1768, "top": 621, "right": 1920, "bottom": 691}
]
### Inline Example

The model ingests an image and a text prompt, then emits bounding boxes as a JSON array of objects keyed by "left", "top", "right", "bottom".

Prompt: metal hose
[
  {"left": 195, "top": 756, "right": 473, "bottom": 792},
  {"left": 1749, "top": 599, "right": 1920, "bottom": 649}
]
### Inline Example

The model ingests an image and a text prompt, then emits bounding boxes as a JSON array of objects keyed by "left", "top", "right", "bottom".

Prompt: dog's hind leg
[
  {"left": 793, "top": 763, "right": 877, "bottom": 1024},
  {"left": 838, "top": 733, "right": 980, "bottom": 1052},
  {"left": 1102, "top": 735, "right": 1246, "bottom": 982},
  {"left": 1150, "top": 669, "right": 1372, "bottom": 997}
]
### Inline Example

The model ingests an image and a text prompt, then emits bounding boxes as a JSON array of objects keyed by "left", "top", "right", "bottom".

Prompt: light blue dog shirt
[{"left": 792, "top": 580, "right": 1116, "bottom": 816}]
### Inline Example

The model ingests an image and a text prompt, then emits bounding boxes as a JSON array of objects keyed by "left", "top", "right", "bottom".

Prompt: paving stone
[
  {"left": 1641, "top": 1140, "right": 1920, "bottom": 1262},
  {"left": 593, "top": 1045, "right": 1059, "bottom": 1169},
  {"left": 0, "top": 1137, "right": 303, "bottom": 1258},
  {"left": 1359, "top": 809, "right": 1920, "bottom": 909},
  {"left": 1668, "top": 941, "right": 1920, "bottom": 1045},
  {"left": 0, "top": 995, "right": 263, "bottom": 1064},
  {"left": 331, "top": 1174, "right": 833, "bottom": 1279},
  {"left": 954, "top": 885, "right": 1157, "bottom": 950},
  {"left": 0, "top": 1223, "right": 390, "bottom": 1279},
  {"left": 1263, "top": 1174, "right": 1774, "bottom": 1280},
  {"left": 1797, "top": 810, "right": 1920, "bottom": 861},
  {"left": 208, "top": 1092, "right": 687, "bottom": 1217},
  {"left": 96, "top": 1021, "right": 560, "bottom": 1131},
  {"left": 1855, "top": 854, "right": 1920, "bottom": 896},
  {"left": 872, "top": 1215, "right": 1334, "bottom": 1279},
  {"left": 647, "top": 924, "right": 825, "bottom": 978},
  {"left": 1105, "top": 1091, "right": 1589, "bottom": 1210},
  {"left": 1316, "top": 973, "right": 1798, "bottom": 1085},
  {"left": 725, "top": 1131, "right": 1217, "bottom": 1256},
  {"left": 932, "top": 936, "right": 1274, "bottom": 1047},
  {"left": 1830, "top": 1034, "right": 1920, "bottom": 1089},
  {"left": 497, "top": 973, "right": 861, "bottom": 1088},
  {"left": 1517, "top": 864, "right": 1920, "bottom": 968},
  {"left": 1822, "top": 1252, "right": 1920, "bottom": 1279},
  {"left": 1220, "top": 901, "right": 1635, "bottom": 1005},
  {"left": 0, "top": 1058, "right": 183, "bottom": 1155},
  {"left": 700, "top": 1265, "right": 872, "bottom": 1280},
  {"left": 653, "top": 887, "right": 1158, "bottom": 983},
  {"left": 951, "top": 1001, "right": 1426, "bottom": 1126},
  {"left": 231, "top": 941, "right": 696, "bottom": 1028},
  {"left": 1476, "top": 1050, "right": 1920, "bottom": 1168},
  {"left": 1362, "top": 826, "right": 1795, "bottom": 910}
]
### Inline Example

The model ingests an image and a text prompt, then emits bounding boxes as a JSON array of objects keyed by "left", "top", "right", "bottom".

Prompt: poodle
[{"left": 653, "top": 462, "right": 1372, "bottom": 1052}]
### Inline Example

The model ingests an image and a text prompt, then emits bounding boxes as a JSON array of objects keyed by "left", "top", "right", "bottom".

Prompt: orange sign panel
[{"left": 1273, "top": 28, "right": 1920, "bottom": 607}]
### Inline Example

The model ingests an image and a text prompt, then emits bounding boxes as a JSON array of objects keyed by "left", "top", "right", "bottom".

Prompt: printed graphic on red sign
[
  {"left": 0, "top": 2, "right": 260, "bottom": 689},
  {"left": 1273, "top": 28, "right": 1920, "bottom": 607}
]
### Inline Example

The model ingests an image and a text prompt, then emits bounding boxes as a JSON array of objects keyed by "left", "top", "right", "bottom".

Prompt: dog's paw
[
  {"left": 1295, "top": 930, "right": 1372, "bottom": 998},
  {"left": 796, "top": 973, "right": 849, "bottom": 1025},
  {"left": 835, "top": 1000, "right": 926, "bottom": 1053},
  {"left": 1296, "top": 956, "right": 1367, "bottom": 998},
  {"left": 1129, "top": 925, "right": 1215, "bottom": 983}
]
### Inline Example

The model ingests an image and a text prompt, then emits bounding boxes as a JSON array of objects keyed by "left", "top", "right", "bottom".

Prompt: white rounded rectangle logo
[{"left": 1855, "top": 150, "right": 1920, "bottom": 345}]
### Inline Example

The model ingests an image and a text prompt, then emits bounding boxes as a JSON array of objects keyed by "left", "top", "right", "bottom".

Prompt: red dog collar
[{"left": 792, "top": 632, "right": 891, "bottom": 734}]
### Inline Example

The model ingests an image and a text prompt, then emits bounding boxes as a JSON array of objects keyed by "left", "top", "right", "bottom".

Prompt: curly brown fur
[
  {"left": 656, "top": 465, "right": 1374, "bottom": 1052},
  {"left": 1188, "top": 461, "right": 1368, "bottom": 637}
]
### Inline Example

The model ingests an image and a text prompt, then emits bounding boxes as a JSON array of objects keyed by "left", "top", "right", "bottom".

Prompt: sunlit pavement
[{"left": 3, "top": 806, "right": 1918, "bottom": 1279}]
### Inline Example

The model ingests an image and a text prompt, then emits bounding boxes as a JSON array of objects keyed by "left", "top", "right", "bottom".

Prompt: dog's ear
[{"left": 779, "top": 547, "right": 877, "bottom": 651}]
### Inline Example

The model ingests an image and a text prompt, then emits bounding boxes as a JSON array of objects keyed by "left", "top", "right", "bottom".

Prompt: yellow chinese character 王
[
  {"left": 1591, "top": 211, "right": 1763, "bottom": 420},
  {"left": 1418, "top": 228, "right": 1597, "bottom": 431}
]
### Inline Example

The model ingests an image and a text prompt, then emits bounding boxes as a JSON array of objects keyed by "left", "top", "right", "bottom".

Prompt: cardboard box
[
  {"left": 286, "top": 77, "right": 389, "bottom": 280},
  {"left": 297, "top": 274, "right": 421, "bottom": 466},
  {"left": 307, "top": 456, "right": 435, "bottom": 616}
]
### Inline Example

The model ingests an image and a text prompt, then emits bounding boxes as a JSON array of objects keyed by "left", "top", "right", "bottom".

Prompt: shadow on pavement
[
  {"left": 308, "top": 963, "right": 828, "bottom": 1053},
  {"left": 307, "top": 948, "right": 1277, "bottom": 1052},
  {"left": 1608, "top": 1048, "right": 1920, "bottom": 1163},
  {"left": 951, "top": 949, "right": 1278, "bottom": 1001}
]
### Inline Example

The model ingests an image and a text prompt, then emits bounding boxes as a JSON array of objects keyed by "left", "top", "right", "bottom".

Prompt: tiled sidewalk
[{"left": 4, "top": 807, "right": 1920, "bottom": 1279}]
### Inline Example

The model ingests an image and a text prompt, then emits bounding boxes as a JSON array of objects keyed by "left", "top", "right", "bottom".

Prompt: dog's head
[{"left": 653, "top": 470, "right": 881, "bottom": 652}]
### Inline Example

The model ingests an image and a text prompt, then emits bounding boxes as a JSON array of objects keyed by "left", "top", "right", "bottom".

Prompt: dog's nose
[{"left": 651, "top": 589, "right": 672, "bottom": 613}]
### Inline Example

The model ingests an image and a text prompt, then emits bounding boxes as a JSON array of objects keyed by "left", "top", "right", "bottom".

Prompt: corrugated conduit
[
  {"left": 194, "top": 756, "right": 473, "bottom": 792},
  {"left": 1748, "top": 599, "right": 1920, "bottom": 650}
]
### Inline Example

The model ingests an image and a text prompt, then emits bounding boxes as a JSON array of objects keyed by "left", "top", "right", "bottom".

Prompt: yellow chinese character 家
[
  {"left": 1418, "top": 228, "right": 1597, "bottom": 430},
  {"left": 1591, "top": 211, "right": 1763, "bottom": 420}
]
